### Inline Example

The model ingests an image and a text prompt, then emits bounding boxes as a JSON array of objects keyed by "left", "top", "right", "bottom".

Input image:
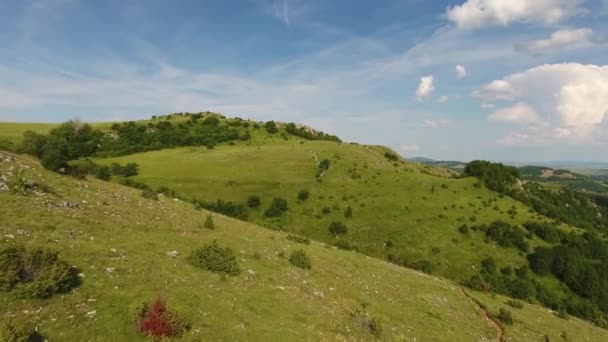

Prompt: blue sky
[{"left": 1, "top": 0, "right": 607, "bottom": 162}]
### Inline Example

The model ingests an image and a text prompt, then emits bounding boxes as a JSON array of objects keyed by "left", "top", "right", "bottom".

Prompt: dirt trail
[{"left": 459, "top": 287, "right": 505, "bottom": 342}]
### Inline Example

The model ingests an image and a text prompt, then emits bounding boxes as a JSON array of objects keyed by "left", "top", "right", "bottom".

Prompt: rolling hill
[
  {"left": 1, "top": 152, "right": 607, "bottom": 340},
  {"left": 3, "top": 113, "right": 608, "bottom": 339}
]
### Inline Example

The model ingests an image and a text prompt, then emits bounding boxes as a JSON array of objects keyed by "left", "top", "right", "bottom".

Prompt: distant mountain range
[{"left": 408, "top": 157, "right": 608, "bottom": 170}]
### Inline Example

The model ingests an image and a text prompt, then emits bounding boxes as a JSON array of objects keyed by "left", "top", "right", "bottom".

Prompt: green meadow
[{"left": 2, "top": 153, "right": 606, "bottom": 340}]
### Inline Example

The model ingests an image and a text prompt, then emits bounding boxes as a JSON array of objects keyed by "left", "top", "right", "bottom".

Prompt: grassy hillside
[
  {"left": 1, "top": 153, "right": 607, "bottom": 340},
  {"left": 96, "top": 136, "right": 560, "bottom": 283}
]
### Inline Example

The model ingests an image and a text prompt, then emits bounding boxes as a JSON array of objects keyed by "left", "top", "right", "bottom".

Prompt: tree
[
  {"left": 40, "top": 137, "right": 68, "bottom": 172},
  {"left": 264, "top": 121, "right": 278, "bottom": 134},
  {"left": 329, "top": 221, "right": 348, "bottom": 236}
]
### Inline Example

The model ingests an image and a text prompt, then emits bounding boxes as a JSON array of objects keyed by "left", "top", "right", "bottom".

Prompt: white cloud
[
  {"left": 416, "top": 75, "right": 435, "bottom": 101},
  {"left": 446, "top": 0, "right": 585, "bottom": 30},
  {"left": 519, "top": 28, "right": 595, "bottom": 53},
  {"left": 474, "top": 80, "right": 517, "bottom": 100},
  {"left": 481, "top": 103, "right": 495, "bottom": 109},
  {"left": 400, "top": 144, "right": 420, "bottom": 153},
  {"left": 422, "top": 119, "right": 452, "bottom": 128},
  {"left": 476, "top": 63, "right": 608, "bottom": 142},
  {"left": 437, "top": 95, "right": 449, "bottom": 103},
  {"left": 489, "top": 102, "right": 540, "bottom": 124},
  {"left": 455, "top": 65, "right": 467, "bottom": 78}
]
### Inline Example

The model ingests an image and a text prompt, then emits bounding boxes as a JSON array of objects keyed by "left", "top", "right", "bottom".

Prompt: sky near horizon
[{"left": 0, "top": 0, "right": 607, "bottom": 162}]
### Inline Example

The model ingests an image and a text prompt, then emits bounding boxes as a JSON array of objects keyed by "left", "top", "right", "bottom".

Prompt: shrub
[
  {"left": 288, "top": 250, "right": 312, "bottom": 269},
  {"left": 506, "top": 300, "right": 524, "bottom": 309},
  {"left": 344, "top": 206, "right": 353, "bottom": 218},
  {"left": 496, "top": 308, "right": 514, "bottom": 325},
  {"left": 247, "top": 195, "right": 261, "bottom": 208},
  {"left": 141, "top": 188, "right": 158, "bottom": 200},
  {"left": 188, "top": 241, "right": 241, "bottom": 275},
  {"left": 136, "top": 297, "right": 189, "bottom": 338},
  {"left": 329, "top": 221, "right": 348, "bottom": 236},
  {"left": 481, "top": 257, "right": 497, "bottom": 274},
  {"left": 335, "top": 239, "right": 354, "bottom": 251},
  {"left": 458, "top": 224, "right": 469, "bottom": 234},
  {"left": 383, "top": 152, "right": 398, "bottom": 161},
  {"left": 0, "top": 245, "right": 80, "bottom": 298},
  {"left": 351, "top": 306, "right": 382, "bottom": 337},
  {"left": 264, "top": 121, "right": 278, "bottom": 134},
  {"left": 204, "top": 214, "right": 215, "bottom": 230},
  {"left": 286, "top": 234, "right": 310, "bottom": 245},
  {"left": 197, "top": 200, "right": 247, "bottom": 220},
  {"left": 264, "top": 198, "right": 288, "bottom": 217},
  {"left": 0, "top": 319, "right": 43, "bottom": 342},
  {"left": 111, "top": 162, "right": 139, "bottom": 177},
  {"left": 297, "top": 190, "right": 310, "bottom": 201},
  {"left": 94, "top": 165, "right": 112, "bottom": 180}
]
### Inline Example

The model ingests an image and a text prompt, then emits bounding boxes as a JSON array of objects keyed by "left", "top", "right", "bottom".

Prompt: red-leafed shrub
[{"left": 135, "top": 297, "right": 189, "bottom": 338}]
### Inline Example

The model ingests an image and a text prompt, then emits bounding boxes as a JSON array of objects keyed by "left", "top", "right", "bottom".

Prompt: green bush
[
  {"left": 141, "top": 188, "right": 158, "bottom": 200},
  {"left": 286, "top": 234, "right": 310, "bottom": 245},
  {"left": 496, "top": 308, "right": 514, "bottom": 325},
  {"left": 288, "top": 249, "right": 312, "bottom": 269},
  {"left": 344, "top": 206, "right": 353, "bottom": 218},
  {"left": 94, "top": 165, "right": 112, "bottom": 180},
  {"left": 264, "top": 198, "right": 288, "bottom": 217},
  {"left": 0, "top": 245, "right": 80, "bottom": 298},
  {"left": 0, "top": 319, "right": 43, "bottom": 342},
  {"left": 329, "top": 221, "right": 348, "bottom": 236},
  {"left": 506, "top": 300, "right": 524, "bottom": 309},
  {"left": 297, "top": 190, "right": 310, "bottom": 201},
  {"left": 188, "top": 241, "right": 240, "bottom": 276},
  {"left": 458, "top": 224, "right": 469, "bottom": 234},
  {"left": 247, "top": 195, "right": 261, "bottom": 208},
  {"left": 264, "top": 121, "right": 278, "bottom": 134},
  {"left": 334, "top": 239, "right": 354, "bottom": 251},
  {"left": 204, "top": 214, "right": 215, "bottom": 230}
]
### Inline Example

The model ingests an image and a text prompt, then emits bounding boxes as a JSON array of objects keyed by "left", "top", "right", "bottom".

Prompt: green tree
[{"left": 264, "top": 121, "right": 278, "bottom": 134}]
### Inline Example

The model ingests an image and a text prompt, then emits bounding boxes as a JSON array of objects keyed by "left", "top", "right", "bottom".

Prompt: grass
[
  {"left": 5, "top": 153, "right": 608, "bottom": 341},
  {"left": 2, "top": 154, "right": 607, "bottom": 340},
  {"left": 95, "top": 137, "right": 568, "bottom": 285}
]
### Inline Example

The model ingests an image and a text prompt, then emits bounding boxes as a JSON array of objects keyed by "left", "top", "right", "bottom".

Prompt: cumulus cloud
[
  {"left": 518, "top": 28, "right": 596, "bottom": 53},
  {"left": 416, "top": 75, "right": 435, "bottom": 101},
  {"left": 400, "top": 144, "right": 420, "bottom": 153},
  {"left": 446, "top": 0, "right": 585, "bottom": 30},
  {"left": 455, "top": 65, "right": 467, "bottom": 78},
  {"left": 488, "top": 102, "right": 540, "bottom": 124},
  {"left": 475, "top": 63, "right": 608, "bottom": 142}
]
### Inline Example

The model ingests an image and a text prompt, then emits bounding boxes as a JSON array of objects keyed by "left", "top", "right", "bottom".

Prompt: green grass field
[{"left": 2, "top": 153, "right": 606, "bottom": 340}]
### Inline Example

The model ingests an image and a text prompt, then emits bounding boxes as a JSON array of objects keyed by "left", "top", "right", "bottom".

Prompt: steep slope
[{"left": 1, "top": 153, "right": 607, "bottom": 340}]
